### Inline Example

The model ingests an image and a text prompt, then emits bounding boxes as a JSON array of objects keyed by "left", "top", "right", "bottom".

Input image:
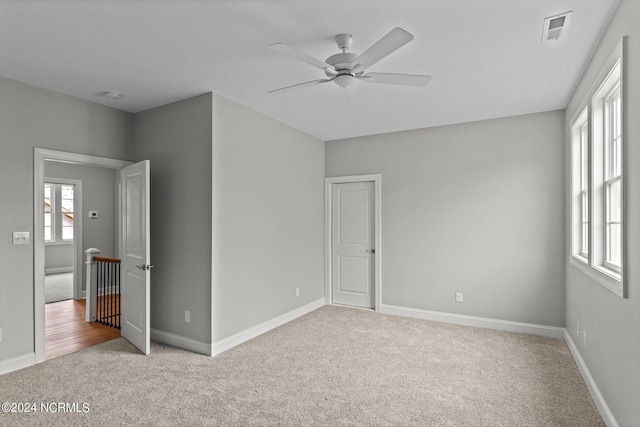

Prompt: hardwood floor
[{"left": 45, "top": 298, "right": 121, "bottom": 361}]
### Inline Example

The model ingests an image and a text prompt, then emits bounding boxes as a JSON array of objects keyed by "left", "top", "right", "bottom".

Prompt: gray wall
[
  {"left": 132, "top": 92, "right": 326, "bottom": 347},
  {"left": 0, "top": 76, "right": 133, "bottom": 362},
  {"left": 326, "top": 111, "right": 566, "bottom": 327},
  {"left": 564, "top": 0, "right": 640, "bottom": 424},
  {"left": 211, "top": 93, "right": 325, "bottom": 342},
  {"left": 133, "top": 93, "right": 213, "bottom": 344},
  {"left": 44, "top": 161, "right": 118, "bottom": 290},
  {"left": 44, "top": 245, "right": 73, "bottom": 273}
]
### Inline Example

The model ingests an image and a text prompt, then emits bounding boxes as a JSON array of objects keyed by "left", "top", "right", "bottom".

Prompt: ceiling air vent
[{"left": 541, "top": 11, "right": 572, "bottom": 43}]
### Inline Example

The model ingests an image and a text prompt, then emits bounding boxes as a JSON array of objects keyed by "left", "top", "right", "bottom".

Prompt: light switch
[{"left": 13, "top": 231, "right": 30, "bottom": 245}]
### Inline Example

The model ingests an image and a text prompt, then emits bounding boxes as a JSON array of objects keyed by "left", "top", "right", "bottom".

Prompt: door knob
[
  {"left": 136, "top": 264, "right": 154, "bottom": 271},
  {"left": 365, "top": 249, "right": 375, "bottom": 254}
]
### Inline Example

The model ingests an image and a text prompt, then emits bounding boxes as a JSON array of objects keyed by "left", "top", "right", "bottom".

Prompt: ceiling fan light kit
[{"left": 267, "top": 27, "right": 431, "bottom": 94}]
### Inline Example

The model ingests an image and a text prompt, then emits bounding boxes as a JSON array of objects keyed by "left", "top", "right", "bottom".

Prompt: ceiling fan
[{"left": 267, "top": 27, "right": 431, "bottom": 94}]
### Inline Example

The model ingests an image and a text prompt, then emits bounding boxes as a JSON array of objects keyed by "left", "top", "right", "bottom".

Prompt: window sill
[
  {"left": 570, "top": 256, "right": 624, "bottom": 298},
  {"left": 594, "top": 264, "right": 621, "bottom": 282},
  {"left": 573, "top": 254, "right": 589, "bottom": 265},
  {"left": 45, "top": 241, "right": 73, "bottom": 246}
]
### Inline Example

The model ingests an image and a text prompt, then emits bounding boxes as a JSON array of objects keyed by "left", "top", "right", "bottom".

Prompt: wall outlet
[
  {"left": 12, "top": 231, "right": 30, "bottom": 245},
  {"left": 295, "top": 287, "right": 300, "bottom": 297},
  {"left": 185, "top": 311, "right": 190, "bottom": 323},
  {"left": 576, "top": 322, "right": 580, "bottom": 337},
  {"left": 455, "top": 292, "right": 463, "bottom": 303}
]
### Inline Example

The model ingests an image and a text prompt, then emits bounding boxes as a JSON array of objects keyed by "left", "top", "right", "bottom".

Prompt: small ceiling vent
[{"left": 541, "top": 11, "right": 572, "bottom": 43}]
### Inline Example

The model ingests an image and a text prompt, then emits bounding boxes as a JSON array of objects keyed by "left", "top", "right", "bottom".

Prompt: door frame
[
  {"left": 34, "top": 148, "right": 132, "bottom": 363},
  {"left": 324, "top": 174, "right": 381, "bottom": 311},
  {"left": 43, "top": 177, "right": 83, "bottom": 300}
]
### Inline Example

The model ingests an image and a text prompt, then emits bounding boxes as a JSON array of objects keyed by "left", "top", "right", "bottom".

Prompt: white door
[
  {"left": 120, "top": 160, "right": 151, "bottom": 355},
  {"left": 332, "top": 181, "right": 375, "bottom": 308}
]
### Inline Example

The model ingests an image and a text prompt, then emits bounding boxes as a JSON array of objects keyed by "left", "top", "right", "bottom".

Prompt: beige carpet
[
  {"left": 44, "top": 272, "right": 73, "bottom": 304},
  {"left": 0, "top": 305, "right": 603, "bottom": 426}
]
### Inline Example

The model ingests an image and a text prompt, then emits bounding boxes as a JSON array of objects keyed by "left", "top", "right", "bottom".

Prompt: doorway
[
  {"left": 325, "top": 174, "right": 381, "bottom": 311},
  {"left": 42, "top": 165, "right": 125, "bottom": 360},
  {"left": 44, "top": 179, "right": 81, "bottom": 305},
  {"left": 34, "top": 148, "right": 133, "bottom": 363}
]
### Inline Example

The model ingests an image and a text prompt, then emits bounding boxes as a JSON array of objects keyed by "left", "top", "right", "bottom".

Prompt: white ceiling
[{"left": 0, "top": 0, "right": 619, "bottom": 141}]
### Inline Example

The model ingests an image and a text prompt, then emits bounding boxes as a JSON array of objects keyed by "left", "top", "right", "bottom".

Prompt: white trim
[
  {"left": 570, "top": 38, "right": 624, "bottom": 126},
  {"left": 570, "top": 249, "right": 623, "bottom": 297},
  {"left": 564, "top": 330, "right": 619, "bottom": 427},
  {"left": 325, "top": 174, "right": 382, "bottom": 312},
  {"left": 570, "top": 107, "right": 590, "bottom": 261},
  {"left": 45, "top": 267, "right": 73, "bottom": 275},
  {"left": 34, "top": 148, "right": 133, "bottom": 364},
  {"left": 150, "top": 329, "right": 212, "bottom": 356},
  {"left": 0, "top": 352, "right": 35, "bottom": 376},
  {"left": 380, "top": 304, "right": 565, "bottom": 339},
  {"left": 567, "top": 38, "right": 626, "bottom": 299},
  {"left": 211, "top": 298, "right": 325, "bottom": 357},
  {"left": 36, "top": 148, "right": 133, "bottom": 169}
]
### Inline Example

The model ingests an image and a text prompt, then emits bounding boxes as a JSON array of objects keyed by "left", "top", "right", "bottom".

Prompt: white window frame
[
  {"left": 569, "top": 38, "right": 626, "bottom": 298},
  {"left": 603, "top": 83, "right": 622, "bottom": 273},
  {"left": 571, "top": 107, "right": 589, "bottom": 264},
  {"left": 44, "top": 178, "right": 80, "bottom": 246},
  {"left": 44, "top": 182, "right": 55, "bottom": 243}
]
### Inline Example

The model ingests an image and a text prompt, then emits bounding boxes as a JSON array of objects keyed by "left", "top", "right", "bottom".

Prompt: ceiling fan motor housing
[
  {"left": 325, "top": 52, "right": 359, "bottom": 73},
  {"left": 325, "top": 52, "right": 360, "bottom": 87}
]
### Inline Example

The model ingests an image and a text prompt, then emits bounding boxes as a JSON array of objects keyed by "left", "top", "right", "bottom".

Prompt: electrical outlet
[
  {"left": 455, "top": 292, "right": 463, "bottom": 303},
  {"left": 576, "top": 322, "right": 580, "bottom": 337},
  {"left": 296, "top": 287, "right": 300, "bottom": 297},
  {"left": 583, "top": 330, "right": 587, "bottom": 348},
  {"left": 185, "top": 311, "right": 190, "bottom": 323}
]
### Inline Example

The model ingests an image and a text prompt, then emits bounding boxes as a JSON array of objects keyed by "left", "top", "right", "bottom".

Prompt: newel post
[{"left": 85, "top": 248, "right": 101, "bottom": 322}]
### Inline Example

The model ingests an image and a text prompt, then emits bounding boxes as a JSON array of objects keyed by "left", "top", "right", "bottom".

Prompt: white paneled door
[
  {"left": 120, "top": 160, "right": 151, "bottom": 355},
  {"left": 331, "top": 181, "right": 375, "bottom": 308}
]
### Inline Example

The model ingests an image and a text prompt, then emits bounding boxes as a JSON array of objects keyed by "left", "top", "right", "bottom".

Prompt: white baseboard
[
  {"left": 211, "top": 298, "right": 325, "bottom": 357},
  {"left": 380, "top": 304, "right": 565, "bottom": 339},
  {"left": 150, "top": 329, "right": 211, "bottom": 356},
  {"left": 0, "top": 352, "right": 35, "bottom": 376},
  {"left": 45, "top": 267, "right": 73, "bottom": 275},
  {"left": 564, "top": 330, "right": 618, "bottom": 427}
]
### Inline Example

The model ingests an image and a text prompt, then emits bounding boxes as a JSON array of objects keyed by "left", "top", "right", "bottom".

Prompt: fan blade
[
  {"left": 357, "top": 72, "right": 432, "bottom": 87},
  {"left": 267, "top": 78, "right": 332, "bottom": 94},
  {"left": 352, "top": 28, "right": 414, "bottom": 73},
  {"left": 268, "top": 43, "right": 336, "bottom": 73}
]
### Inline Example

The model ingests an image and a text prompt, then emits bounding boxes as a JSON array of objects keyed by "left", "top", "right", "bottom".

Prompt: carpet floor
[
  {"left": 0, "top": 305, "right": 604, "bottom": 426},
  {"left": 44, "top": 273, "right": 74, "bottom": 304}
]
